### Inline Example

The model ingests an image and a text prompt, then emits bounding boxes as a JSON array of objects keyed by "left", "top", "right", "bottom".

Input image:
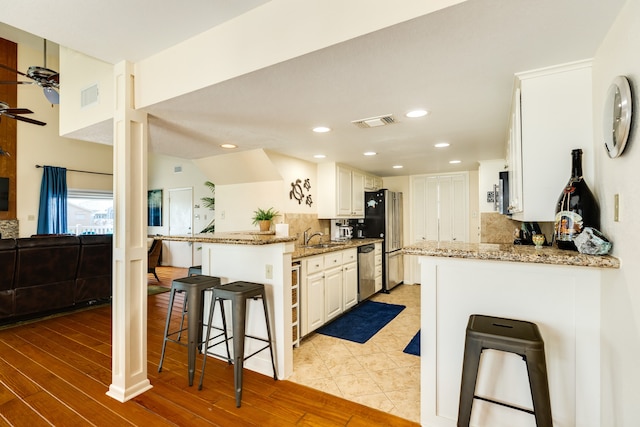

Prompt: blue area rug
[
  {"left": 403, "top": 330, "right": 420, "bottom": 356},
  {"left": 317, "top": 300, "right": 405, "bottom": 344}
]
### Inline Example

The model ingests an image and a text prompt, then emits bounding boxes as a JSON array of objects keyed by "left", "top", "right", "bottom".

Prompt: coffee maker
[
  {"left": 331, "top": 219, "right": 353, "bottom": 241},
  {"left": 349, "top": 218, "right": 366, "bottom": 239}
]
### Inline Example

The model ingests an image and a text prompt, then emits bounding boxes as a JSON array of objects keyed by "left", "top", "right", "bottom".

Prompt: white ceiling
[{"left": 0, "top": 0, "right": 626, "bottom": 177}]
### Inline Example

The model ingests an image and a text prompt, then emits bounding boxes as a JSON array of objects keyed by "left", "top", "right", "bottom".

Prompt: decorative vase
[{"left": 259, "top": 220, "right": 271, "bottom": 232}]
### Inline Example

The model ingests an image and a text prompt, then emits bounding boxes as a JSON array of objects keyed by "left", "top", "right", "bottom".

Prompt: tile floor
[{"left": 289, "top": 283, "right": 421, "bottom": 423}]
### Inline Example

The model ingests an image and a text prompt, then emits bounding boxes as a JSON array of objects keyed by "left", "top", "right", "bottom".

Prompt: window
[{"left": 67, "top": 190, "right": 113, "bottom": 235}]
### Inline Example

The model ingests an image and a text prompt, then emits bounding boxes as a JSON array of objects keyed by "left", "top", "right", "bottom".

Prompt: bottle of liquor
[{"left": 554, "top": 149, "right": 601, "bottom": 250}]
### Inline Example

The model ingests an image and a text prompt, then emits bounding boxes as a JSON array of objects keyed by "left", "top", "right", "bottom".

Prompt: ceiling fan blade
[
  {"left": 0, "top": 80, "right": 34, "bottom": 85},
  {"left": 0, "top": 63, "right": 28, "bottom": 78},
  {"left": 43, "top": 87, "right": 59, "bottom": 104},
  {"left": 4, "top": 113, "right": 46, "bottom": 126},
  {"left": 3, "top": 108, "right": 34, "bottom": 115}
]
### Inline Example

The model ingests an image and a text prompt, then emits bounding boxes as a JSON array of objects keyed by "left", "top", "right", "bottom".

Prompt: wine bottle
[{"left": 554, "top": 149, "right": 600, "bottom": 250}]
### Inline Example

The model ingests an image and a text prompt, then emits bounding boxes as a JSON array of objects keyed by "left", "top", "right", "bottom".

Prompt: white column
[{"left": 107, "top": 61, "right": 153, "bottom": 401}]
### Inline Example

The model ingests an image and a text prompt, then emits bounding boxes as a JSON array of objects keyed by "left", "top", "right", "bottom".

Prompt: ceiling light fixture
[
  {"left": 220, "top": 143, "right": 237, "bottom": 149},
  {"left": 313, "top": 154, "right": 326, "bottom": 159},
  {"left": 363, "top": 151, "right": 377, "bottom": 156},
  {"left": 313, "top": 126, "right": 331, "bottom": 133},
  {"left": 393, "top": 165, "right": 403, "bottom": 169},
  {"left": 406, "top": 109, "right": 429, "bottom": 118},
  {"left": 449, "top": 160, "right": 461, "bottom": 164},
  {"left": 435, "top": 142, "right": 450, "bottom": 148}
]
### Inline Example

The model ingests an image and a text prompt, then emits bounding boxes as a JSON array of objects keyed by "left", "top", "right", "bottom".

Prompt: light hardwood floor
[{"left": 0, "top": 267, "right": 419, "bottom": 426}]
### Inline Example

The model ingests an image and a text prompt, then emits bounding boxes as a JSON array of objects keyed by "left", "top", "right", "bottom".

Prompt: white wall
[
  {"left": 147, "top": 152, "right": 211, "bottom": 235},
  {"left": 592, "top": 0, "right": 640, "bottom": 424},
  {"left": 14, "top": 41, "right": 113, "bottom": 237}
]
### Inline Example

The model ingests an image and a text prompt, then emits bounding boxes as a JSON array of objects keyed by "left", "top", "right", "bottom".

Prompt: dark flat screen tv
[{"left": 0, "top": 177, "right": 8, "bottom": 211}]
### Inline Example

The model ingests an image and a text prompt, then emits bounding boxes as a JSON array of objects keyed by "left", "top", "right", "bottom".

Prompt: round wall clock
[{"left": 603, "top": 75, "right": 633, "bottom": 158}]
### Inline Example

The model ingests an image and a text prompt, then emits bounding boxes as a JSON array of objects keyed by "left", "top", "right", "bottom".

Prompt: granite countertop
[
  {"left": 152, "top": 232, "right": 297, "bottom": 245},
  {"left": 402, "top": 240, "right": 620, "bottom": 268},
  {"left": 292, "top": 238, "right": 383, "bottom": 260}
]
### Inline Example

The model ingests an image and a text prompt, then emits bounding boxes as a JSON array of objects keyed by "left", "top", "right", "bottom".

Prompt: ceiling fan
[
  {"left": 0, "top": 101, "right": 47, "bottom": 126},
  {"left": 0, "top": 39, "right": 60, "bottom": 105}
]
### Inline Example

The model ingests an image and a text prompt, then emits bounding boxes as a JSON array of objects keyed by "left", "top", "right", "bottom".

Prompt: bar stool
[
  {"left": 457, "top": 314, "right": 552, "bottom": 427},
  {"left": 158, "top": 274, "right": 221, "bottom": 386},
  {"left": 176, "top": 265, "right": 204, "bottom": 341},
  {"left": 199, "top": 281, "right": 277, "bottom": 407}
]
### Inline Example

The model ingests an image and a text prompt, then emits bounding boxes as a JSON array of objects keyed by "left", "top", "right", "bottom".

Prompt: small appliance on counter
[
  {"left": 349, "top": 218, "right": 366, "bottom": 239},
  {"left": 330, "top": 219, "right": 353, "bottom": 241}
]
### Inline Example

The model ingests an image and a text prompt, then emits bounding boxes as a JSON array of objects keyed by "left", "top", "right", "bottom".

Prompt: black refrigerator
[{"left": 362, "top": 189, "right": 404, "bottom": 292}]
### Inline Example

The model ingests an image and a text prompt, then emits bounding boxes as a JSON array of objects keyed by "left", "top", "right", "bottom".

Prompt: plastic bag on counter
[{"left": 574, "top": 227, "right": 612, "bottom": 255}]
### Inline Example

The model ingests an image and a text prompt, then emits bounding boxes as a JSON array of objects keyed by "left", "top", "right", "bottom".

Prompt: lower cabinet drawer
[{"left": 306, "top": 256, "right": 324, "bottom": 275}]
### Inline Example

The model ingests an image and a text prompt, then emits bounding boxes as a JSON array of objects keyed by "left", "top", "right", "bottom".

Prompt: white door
[{"left": 166, "top": 188, "right": 193, "bottom": 268}]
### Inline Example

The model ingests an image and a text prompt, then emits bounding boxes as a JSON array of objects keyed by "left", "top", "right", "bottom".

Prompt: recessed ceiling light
[
  {"left": 220, "top": 143, "right": 237, "bottom": 149},
  {"left": 363, "top": 151, "right": 377, "bottom": 156},
  {"left": 435, "top": 142, "right": 450, "bottom": 148},
  {"left": 393, "top": 165, "right": 404, "bottom": 169},
  {"left": 406, "top": 109, "right": 429, "bottom": 118},
  {"left": 313, "top": 154, "right": 326, "bottom": 159},
  {"left": 449, "top": 160, "right": 461, "bottom": 164},
  {"left": 313, "top": 126, "right": 331, "bottom": 133}
]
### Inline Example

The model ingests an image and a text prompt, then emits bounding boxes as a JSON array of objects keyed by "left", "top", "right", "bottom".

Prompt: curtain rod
[{"left": 35, "top": 164, "right": 113, "bottom": 176}]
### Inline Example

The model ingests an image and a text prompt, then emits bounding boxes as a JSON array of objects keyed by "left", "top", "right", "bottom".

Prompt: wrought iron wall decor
[{"left": 290, "top": 178, "right": 313, "bottom": 207}]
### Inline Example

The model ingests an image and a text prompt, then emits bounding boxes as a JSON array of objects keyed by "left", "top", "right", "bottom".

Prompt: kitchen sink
[{"left": 301, "top": 242, "right": 344, "bottom": 249}]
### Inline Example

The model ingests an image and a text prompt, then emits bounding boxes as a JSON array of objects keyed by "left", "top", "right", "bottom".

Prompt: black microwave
[{"left": 494, "top": 171, "right": 510, "bottom": 215}]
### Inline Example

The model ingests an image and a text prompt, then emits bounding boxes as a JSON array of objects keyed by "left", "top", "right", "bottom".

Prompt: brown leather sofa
[{"left": 0, "top": 234, "right": 112, "bottom": 325}]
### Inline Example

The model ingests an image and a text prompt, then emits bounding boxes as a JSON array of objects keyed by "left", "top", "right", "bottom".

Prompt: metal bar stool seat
[
  {"left": 158, "top": 274, "right": 224, "bottom": 386},
  {"left": 457, "top": 314, "right": 553, "bottom": 427},
  {"left": 199, "top": 280, "right": 277, "bottom": 407},
  {"left": 175, "top": 265, "right": 205, "bottom": 341}
]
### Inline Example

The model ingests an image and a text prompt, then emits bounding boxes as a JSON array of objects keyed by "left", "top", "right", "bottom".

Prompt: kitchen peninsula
[
  {"left": 158, "top": 232, "right": 298, "bottom": 380},
  {"left": 403, "top": 241, "right": 619, "bottom": 427},
  {"left": 155, "top": 232, "right": 382, "bottom": 382}
]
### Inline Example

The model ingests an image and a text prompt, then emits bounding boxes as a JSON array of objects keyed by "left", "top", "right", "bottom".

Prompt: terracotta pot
[{"left": 258, "top": 220, "right": 271, "bottom": 232}]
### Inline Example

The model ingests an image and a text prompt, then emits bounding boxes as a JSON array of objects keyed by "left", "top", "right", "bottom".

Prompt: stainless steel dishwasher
[{"left": 358, "top": 244, "right": 376, "bottom": 301}]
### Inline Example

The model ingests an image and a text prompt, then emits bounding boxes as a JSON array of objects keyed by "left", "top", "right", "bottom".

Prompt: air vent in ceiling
[{"left": 351, "top": 114, "right": 396, "bottom": 129}]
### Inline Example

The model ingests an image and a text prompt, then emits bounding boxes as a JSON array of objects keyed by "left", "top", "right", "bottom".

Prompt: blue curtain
[{"left": 37, "top": 166, "right": 68, "bottom": 234}]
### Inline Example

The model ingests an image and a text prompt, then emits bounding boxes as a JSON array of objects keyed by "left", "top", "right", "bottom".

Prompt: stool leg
[
  {"left": 525, "top": 348, "right": 553, "bottom": 427},
  {"left": 199, "top": 292, "right": 217, "bottom": 390},
  {"left": 158, "top": 287, "right": 178, "bottom": 373},
  {"left": 260, "top": 293, "right": 278, "bottom": 380},
  {"left": 218, "top": 299, "right": 232, "bottom": 363},
  {"left": 177, "top": 291, "right": 188, "bottom": 341},
  {"left": 232, "top": 296, "right": 247, "bottom": 407},
  {"left": 457, "top": 338, "right": 483, "bottom": 427}
]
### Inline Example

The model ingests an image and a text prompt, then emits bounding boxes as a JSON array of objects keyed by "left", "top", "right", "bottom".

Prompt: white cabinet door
[
  {"left": 342, "top": 261, "right": 358, "bottom": 311},
  {"left": 511, "top": 62, "right": 593, "bottom": 222},
  {"left": 336, "top": 165, "right": 353, "bottom": 216},
  {"left": 306, "top": 272, "right": 325, "bottom": 333},
  {"left": 351, "top": 170, "right": 365, "bottom": 217},
  {"left": 324, "top": 266, "right": 343, "bottom": 321}
]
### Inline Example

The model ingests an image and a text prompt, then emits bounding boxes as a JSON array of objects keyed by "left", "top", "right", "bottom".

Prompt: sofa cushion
[
  {"left": 76, "top": 234, "right": 112, "bottom": 302},
  {"left": 0, "top": 239, "right": 16, "bottom": 291}
]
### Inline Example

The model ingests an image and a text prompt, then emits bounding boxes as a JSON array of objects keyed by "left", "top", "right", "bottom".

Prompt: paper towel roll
[{"left": 275, "top": 223, "right": 289, "bottom": 237}]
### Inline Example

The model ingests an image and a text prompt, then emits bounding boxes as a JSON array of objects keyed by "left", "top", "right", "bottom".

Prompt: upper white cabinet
[
  {"left": 364, "top": 174, "right": 383, "bottom": 191},
  {"left": 318, "top": 163, "right": 373, "bottom": 218},
  {"left": 508, "top": 61, "right": 593, "bottom": 222}
]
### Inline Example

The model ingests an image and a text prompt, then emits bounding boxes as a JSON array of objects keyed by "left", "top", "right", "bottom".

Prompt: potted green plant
[{"left": 251, "top": 207, "right": 280, "bottom": 232}]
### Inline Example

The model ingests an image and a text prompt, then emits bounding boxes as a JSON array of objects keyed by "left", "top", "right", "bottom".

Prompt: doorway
[{"left": 165, "top": 187, "right": 193, "bottom": 268}]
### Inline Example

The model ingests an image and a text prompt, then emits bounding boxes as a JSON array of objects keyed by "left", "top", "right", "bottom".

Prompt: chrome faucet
[{"left": 303, "top": 228, "right": 324, "bottom": 245}]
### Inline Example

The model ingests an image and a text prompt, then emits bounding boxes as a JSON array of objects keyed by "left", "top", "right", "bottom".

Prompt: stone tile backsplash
[
  {"left": 480, "top": 212, "right": 553, "bottom": 244},
  {"left": 282, "top": 213, "right": 331, "bottom": 245},
  {"left": 0, "top": 219, "right": 19, "bottom": 239}
]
